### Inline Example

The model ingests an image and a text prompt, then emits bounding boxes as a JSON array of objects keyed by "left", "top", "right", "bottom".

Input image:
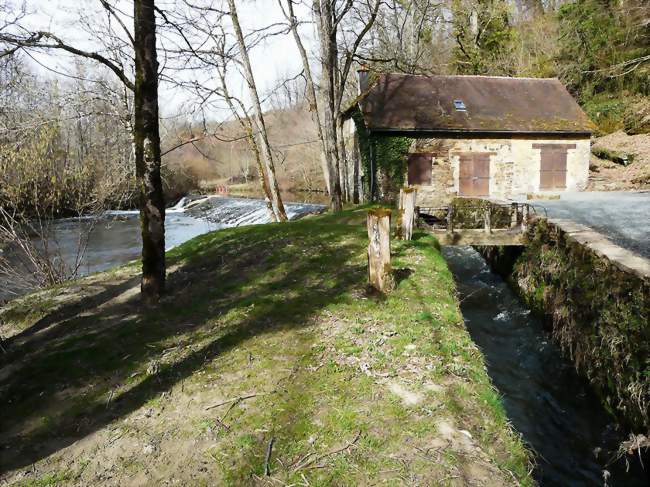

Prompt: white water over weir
[{"left": 184, "top": 195, "right": 325, "bottom": 226}]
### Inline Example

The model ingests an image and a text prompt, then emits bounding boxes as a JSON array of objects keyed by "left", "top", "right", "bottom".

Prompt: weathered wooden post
[
  {"left": 522, "top": 204, "right": 529, "bottom": 232},
  {"left": 367, "top": 208, "right": 393, "bottom": 293},
  {"left": 447, "top": 204, "right": 454, "bottom": 234},
  {"left": 397, "top": 187, "right": 417, "bottom": 240},
  {"left": 484, "top": 205, "right": 492, "bottom": 234},
  {"left": 510, "top": 203, "right": 518, "bottom": 229}
]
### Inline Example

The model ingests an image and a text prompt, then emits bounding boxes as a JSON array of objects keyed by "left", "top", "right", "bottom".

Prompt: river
[{"left": 0, "top": 196, "right": 324, "bottom": 302}]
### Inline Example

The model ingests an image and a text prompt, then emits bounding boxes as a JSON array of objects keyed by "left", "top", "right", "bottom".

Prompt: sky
[{"left": 9, "top": 0, "right": 316, "bottom": 121}]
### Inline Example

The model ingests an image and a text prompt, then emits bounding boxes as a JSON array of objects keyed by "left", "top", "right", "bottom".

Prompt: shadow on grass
[{"left": 0, "top": 220, "right": 366, "bottom": 474}]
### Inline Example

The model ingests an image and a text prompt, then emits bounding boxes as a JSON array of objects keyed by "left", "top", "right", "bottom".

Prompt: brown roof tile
[{"left": 356, "top": 73, "right": 594, "bottom": 134}]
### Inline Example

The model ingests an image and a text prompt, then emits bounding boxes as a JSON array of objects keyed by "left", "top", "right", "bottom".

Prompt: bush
[{"left": 624, "top": 96, "right": 650, "bottom": 135}]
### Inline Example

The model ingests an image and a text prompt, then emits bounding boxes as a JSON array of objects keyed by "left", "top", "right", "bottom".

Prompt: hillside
[
  {"left": 166, "top": 105, "right": 324, "bottom": 194},
  {"left": 589, "top": 131, "right": 650, "bottom": 190}
]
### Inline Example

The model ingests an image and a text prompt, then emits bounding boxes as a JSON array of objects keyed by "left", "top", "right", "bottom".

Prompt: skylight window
[{"left": 454, "top": 99, "right": 466, "bottom": 111}]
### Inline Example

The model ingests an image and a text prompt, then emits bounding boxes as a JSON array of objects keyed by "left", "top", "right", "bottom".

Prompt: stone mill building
[{"left": 344, "top": 71, "right": 594, "bottom": 205}]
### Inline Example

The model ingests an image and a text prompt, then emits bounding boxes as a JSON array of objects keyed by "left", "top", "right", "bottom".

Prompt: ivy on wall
[{"left": 352, "top": 108, "right": 413, "bottom": 202}]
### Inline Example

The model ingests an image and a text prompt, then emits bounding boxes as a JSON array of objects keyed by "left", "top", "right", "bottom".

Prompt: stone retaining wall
[{"left": 478, "top": 217, "right": 650, "bottom": 431}]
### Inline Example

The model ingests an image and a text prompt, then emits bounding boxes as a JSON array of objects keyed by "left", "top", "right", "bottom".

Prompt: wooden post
[
  {"left": 510, "top": 203, "right": 518, "bottom": 229},
  {"left": 484, "top": 206, "right": 492, "bottom": 234},
  {"left": 447, "top": 204, "right": 454, "bottom": 234},
  {"left": 367, "top": 208, "right": 393, "bottom": 293},
  {"left": 522, "top": 204, "right": 529, "bottom": 232},
  {"left": 401, "top": 187, "right": 417, "bottom": 240},
  {"left": 396, "top": 187, "right": 417, "bottom": 240}
]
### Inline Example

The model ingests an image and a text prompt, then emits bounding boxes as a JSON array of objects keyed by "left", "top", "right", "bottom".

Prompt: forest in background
[
  {"left": 1, "top": 0, "right": 649, "bottom": 218},
  {"left": 153, "top": 0, "right": 650, "bottom": 197}
]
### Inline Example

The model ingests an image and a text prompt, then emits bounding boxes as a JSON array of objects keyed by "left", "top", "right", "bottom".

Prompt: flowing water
[
  {"left": 443, "top": 246, "right": 647, "bottom": 486},
  {"left": 0, "top": 196, "right": 324, "bottom": 302}
]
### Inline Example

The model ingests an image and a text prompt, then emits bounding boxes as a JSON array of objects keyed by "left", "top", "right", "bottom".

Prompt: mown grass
[{"left": 0, "top": 207, "right": 533, "bottom": 486}]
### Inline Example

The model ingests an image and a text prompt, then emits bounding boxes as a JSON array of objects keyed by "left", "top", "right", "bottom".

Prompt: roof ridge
[{"left": 384, "top": 72, "right": 559, "bottom": 82}]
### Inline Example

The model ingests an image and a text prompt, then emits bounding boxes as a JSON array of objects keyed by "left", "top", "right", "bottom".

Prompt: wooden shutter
[
  {"left": 459, "top": 153, "right": 491, "bottom": 196},
  {"left": 534, "top": 144, "right": 576, "bottom": 190},
  {"left": 407, "top": 153, "right": 432, "bottom": 185}
]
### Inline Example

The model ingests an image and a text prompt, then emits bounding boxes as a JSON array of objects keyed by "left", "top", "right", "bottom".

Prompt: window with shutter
[
  {"left": 407, "top": 153, "right": 432, "bottom": 185},
  {"left": 533, "top": 144, "right": 576, "bottom": 190}
]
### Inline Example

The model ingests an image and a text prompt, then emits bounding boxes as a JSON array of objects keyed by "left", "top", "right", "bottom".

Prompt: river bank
[
  {"left": 0, "top": 196, "right": 326, "bottom": 304},
  {"left": 0, "top": 207, "right": 532, "bottom": 486}
]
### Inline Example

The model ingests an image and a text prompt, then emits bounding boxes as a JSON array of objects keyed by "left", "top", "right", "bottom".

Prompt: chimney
[{"left": 357, "top": 65, "right": 369, "bottom": 94}]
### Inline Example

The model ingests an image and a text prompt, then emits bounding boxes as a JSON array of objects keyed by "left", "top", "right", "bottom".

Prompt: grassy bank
[{"left": 0, "top": 208, "right": 532, "bottom": 486}]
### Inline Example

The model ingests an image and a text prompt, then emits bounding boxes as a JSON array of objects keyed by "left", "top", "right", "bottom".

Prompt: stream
[{"left": 443, "top": 246, "right": 647, "bottom": 486}]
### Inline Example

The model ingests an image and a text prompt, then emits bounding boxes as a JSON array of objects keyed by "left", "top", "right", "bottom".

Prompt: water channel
[
  {"left": 443, "top": 246, "right": 647, "bottom": 486},
  {"left": 1, "top": 196, "right": 646, "bottom": 485}
]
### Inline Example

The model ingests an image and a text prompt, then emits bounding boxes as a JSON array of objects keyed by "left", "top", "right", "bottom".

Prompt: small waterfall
[
  {"left": 168, "top": 196, "right": 189, "bottom": 213},
  {"left": 187, "top": 197, "right": 325, "bottom": 226}
]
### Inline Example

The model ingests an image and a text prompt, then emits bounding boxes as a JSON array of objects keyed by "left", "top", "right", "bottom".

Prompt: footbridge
[{"left": 417, "top": 200, "right": 540, "bottom": 246}]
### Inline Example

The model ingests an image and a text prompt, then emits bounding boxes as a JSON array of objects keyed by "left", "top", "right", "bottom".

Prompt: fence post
[
  {"left": 398, "top": 187, "right": 417, "bottom": 240},
  {"left": 510, "top": 203, "right": 518, "bottom": 229},
  {"left": 522, "top": 205, "right": 529, "bottom": 232},
  {"left": 367, "top": 208, "right": 393, "bottom": 293},
  {"left": 484, "top": 206, "right": 492, "bottom": 234},
  {"left": 447, "top": 204, "right": 454, "bottom": 234}
]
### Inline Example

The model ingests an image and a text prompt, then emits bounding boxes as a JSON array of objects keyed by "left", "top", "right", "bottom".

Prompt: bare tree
[
  {"left": 0, "top": 0, "right": 167, "bottom": 303},
  {"left": 134, "top": 0, "right": 166, "bottom": 301},
  {"left": 281, "top": 0, "right": 379, "bottom": 211},
  {"left": 226, "top": 0, "right": 287, "bottom": 221},
  {"left": 279, "top": 0, "right": 331, "bottom": 195}
]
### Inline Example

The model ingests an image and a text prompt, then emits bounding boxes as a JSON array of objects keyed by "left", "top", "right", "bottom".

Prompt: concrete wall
[{"left": 409, "top": 136, "right": 591, "bottom": 206}]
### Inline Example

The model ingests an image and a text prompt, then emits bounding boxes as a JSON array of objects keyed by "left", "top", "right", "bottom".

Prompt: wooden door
[
  {"left": 534, "top": 144, "right": 576, "bottom": 190},
  {"left": 407, "top": 153, "right": 432, "bottom": 185},
  {"left": 459, "top": 153, "right": 490, "bottom": 196}
]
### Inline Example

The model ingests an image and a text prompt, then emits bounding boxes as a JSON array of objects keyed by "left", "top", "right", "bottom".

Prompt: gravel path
[{"left": 526, "top": 191, "right": 650, "bottom": 259}]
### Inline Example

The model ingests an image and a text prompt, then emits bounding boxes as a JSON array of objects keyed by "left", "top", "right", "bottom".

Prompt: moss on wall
[
  {"left": 352, "top": 109, "right": 412, "bottom": 203},
  {"left": 479, "top": 219, "right": 650, "bottom": 431},
  {"left": 451, "top": 197, "right": 513, "bottom": 229}
]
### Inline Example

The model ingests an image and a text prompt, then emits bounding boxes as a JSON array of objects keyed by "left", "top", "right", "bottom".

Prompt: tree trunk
[
  {"left": 228, "top": 0, "right": 287, "bottom": 222},
  {"left": 134, "top": 0, "right": 165, "bottom": 303},
  {"left": 337, "top": 117, "right": 349, "bottom": 202},
  {"left": 283, "top": 0, "right": 331, "bottom": 196},
  {"left": 214, "top": 62, "right": 275, "bottom": 220},
  {"left": 315, "top": 0, "right": 343, "bottom": 212},
  {"left": 352, "top": 131, "right": 360, "bottom": 204}
]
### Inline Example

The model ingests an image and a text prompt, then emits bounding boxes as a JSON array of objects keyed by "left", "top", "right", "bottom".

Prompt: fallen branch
[
  {"left": 293, "top": 430, "right": 362, "bottom": 472},
  {"left": 205, "top": 392, "right": 265, "bottom": 411},
  {"left": 264, "top": 436, "right": 275, "bottom": 476}
]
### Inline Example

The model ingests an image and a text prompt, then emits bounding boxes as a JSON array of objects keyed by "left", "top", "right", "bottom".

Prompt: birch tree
[{"left": 226, "top": 0, "right": 287, "bottom": 221}]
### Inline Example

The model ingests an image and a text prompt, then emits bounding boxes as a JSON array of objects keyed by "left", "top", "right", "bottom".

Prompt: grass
[{"left": 0, "top": 206, "right": 533, "bottom": 486}]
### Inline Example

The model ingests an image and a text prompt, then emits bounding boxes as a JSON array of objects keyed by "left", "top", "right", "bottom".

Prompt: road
[{"left": 526, "top": 191, "right": 650, "bottom": 259}]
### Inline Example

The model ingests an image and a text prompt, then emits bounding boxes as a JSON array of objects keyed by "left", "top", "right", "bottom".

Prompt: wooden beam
[{"left": 428, "top": 229, "right": 524, "bottom": 246}]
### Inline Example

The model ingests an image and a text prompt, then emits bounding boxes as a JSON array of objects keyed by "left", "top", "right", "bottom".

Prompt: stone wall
[
  {"left": 408, "top": 135, "right": 591, "bottom": 206},
  {"left": 478, "top": 218, "right": 650, "bottom": 432}
]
